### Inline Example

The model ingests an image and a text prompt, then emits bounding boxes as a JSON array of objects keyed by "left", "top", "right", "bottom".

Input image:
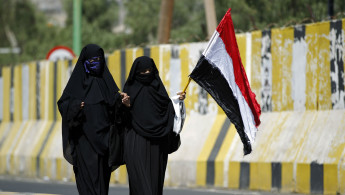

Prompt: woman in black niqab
[
  {"left": 123, "top": 56, "right": 178, "bottom": 195},
  {"left": 57, "top": 44, "right": 123, "bottom": 195}
]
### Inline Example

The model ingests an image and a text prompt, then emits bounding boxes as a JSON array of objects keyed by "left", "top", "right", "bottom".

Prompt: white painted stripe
[
  {"left": 292, "top": 33, "right": 307, "bottom": 111},
  {"left": 189, "top": 42, "right": 208, "bottom": 114},
  {"left": 261, "top": 32, "right": 272, "bottom": 111},
  {"left": 22, "top": 64, "right": 29, "bottom": 120},
  {"left": 6, "top": 122, "right": 26, "bottom": 172},
  {"left": 245, "top": 32, "right": 252, "bottom": 85},
  {"left": 203, "top": 31, "right": 257, "bottom": 143},
  {"left": 223, "top": 133, "right": 239, "bottom": 187},
  {"left": 170, "top": 45, "right": 181, "bottom": 96}
]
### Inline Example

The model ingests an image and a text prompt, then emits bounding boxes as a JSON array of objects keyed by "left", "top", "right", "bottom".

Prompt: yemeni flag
[{"left": 190, "top": 9, "right": 261, "bottom": 155}]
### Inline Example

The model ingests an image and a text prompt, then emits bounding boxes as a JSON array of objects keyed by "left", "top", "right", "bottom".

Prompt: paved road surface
[{"left": 0, "top": 176, "right": 301, "bottom": 195}]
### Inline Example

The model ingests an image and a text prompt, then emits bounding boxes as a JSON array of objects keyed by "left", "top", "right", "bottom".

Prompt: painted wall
[{"left": 0, "top": 18, "right": 344, "bottom": 194}]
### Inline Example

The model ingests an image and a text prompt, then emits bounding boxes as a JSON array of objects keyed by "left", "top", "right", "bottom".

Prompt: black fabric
[
  {"left": 190, "top": 55, "right": 252, "bottom": 155},
  {"left": 73, "top": 134, "right": 111, "bottom": 195},
  {"left": 124, "top": 129, "right": 168, "bottom": 195},
  {"left": 57, "top": 44, "right": 121, "bottom": 165},
  {"left": 123, "top": 56, "right": 179, "bottom": 195},
  {"left": 108, "top": 97, "right": 126, "bottom": 170},
  {"left": 123, "top": 56, "right": 175, "bottom": 139}
]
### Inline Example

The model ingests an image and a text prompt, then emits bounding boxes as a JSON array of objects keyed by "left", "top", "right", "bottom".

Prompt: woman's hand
[
  {"left": 120, "top": 92, "right": 131, "bottom": 107},
  {"left": 80, "top": 102, "right": 84, "bottom": 109},
  {"left": 177, "top": 91, "right": 186, "bottom": 100}
]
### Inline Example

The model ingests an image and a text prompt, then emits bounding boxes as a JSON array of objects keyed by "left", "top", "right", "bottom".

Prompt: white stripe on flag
[{"left": 203, "top": 31, "right": 257, "bottom": 143}]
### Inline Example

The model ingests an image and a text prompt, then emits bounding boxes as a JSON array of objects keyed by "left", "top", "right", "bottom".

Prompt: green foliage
[
  {"left": 0, "top": 0, "right": 72, "bottom": 66},
  {"left": 1, "top": 0, "right": 345, "bottom": 66},
  {"left": 124, "top": 0, "right": 161, "bottom": 45}
]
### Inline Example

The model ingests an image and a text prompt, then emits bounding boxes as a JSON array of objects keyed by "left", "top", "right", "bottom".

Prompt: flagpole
[{"left": 182, "top": 77, "right": 192, "bottom": 93}]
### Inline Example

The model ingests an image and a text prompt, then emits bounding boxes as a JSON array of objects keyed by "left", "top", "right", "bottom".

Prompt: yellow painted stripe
[
  {"left": 151, "top": 46, "right": 159, "bottom": 65},
  {"left": 228, "top": 161, "right": 240, "bottom": 189},
  {"left": 72, "top": 58, "right": 78, "bottom": 68},
  {"left": 196, "top": 114, "right": 226, "bottom": 186},
  {"left": 125, "top": 49, "right": 134, "bottom": 79},
  {"left": 56, "top": 60, "right": 64, "bottom": 121},
  {"left": 61, "top": 60, "right": 69, "bottom": 96},
  {"left": 0, "top": 122, "right": 22, "bottom": 174},
  {"left": 11, "top": 121, "right": 35, "bottom": 175},
  {"left": 0, "top": 122, "right": 11, "bottom": 144},
  {"left": 14, "top": 65, "right": 22, "bottom": 121},
  {"left": 270, "top": 28, "right": 294, "bottom": 111},
  {"left": 40, "top": 62, "right": 46, "bottom": 120},
  {"left": 271, "top": 28, "right": 283, "bottom": 112},
  {"left": 48, "top": 61, "right": 54, "bottom": 120},
  {"left": 30, "top": 121, "right": 54, "bottom": 177},
  {"left": 252, "top": 112, "right": 287, "bottom": 161},
  {"left": 29, "top": 62, "right": 37, "bottom": 120},
  {"left": 2, "top": 66, "right": 11, "bottom": 122},
  {"left": 110, "top": 171, "right": 116, "bottom": 184},
  {"left": 180, "top": 44, "right": 198, "bottom": 114},
  {"left": 236, "top": 33, "right": 246, "bottom": 69},
  {"left": 249, "top": 162, "right": 271, "bottom": 191},
  {"left": 250, "top": 31, "right": 262, "bottom": 107},
  {"left": 214, "top": 124, "right": 237, "bottom": 187},
  {"left": 340, "top": 160, "right": 345, "bottom": 194},
  {"left": 9, "top": 121, "right": 30, "bottom": 175},
  {"left": 56, "top": 157, "right": 63, "bottom": 181},
  {"left": 323, "top": 163, "right": 337, "bottom": 194},
  {"left": 109, "top": 51, "right": 121, "bottom": 87},
  {"left": 270, "top": 28, "right": 293, "bottom": 111},
  {"left": 281, "top": 162, "right": 294, "bottom": 192},
  {"left": 180, "top": 45, "right": 190, "bottom": 110},
  {"left": 281, "top": 28, "right": 294, "bottom": 110},
  {"left": 305, "top": 23, "right": 322, "bottom": 110},
  {"left": 118, "top": 165, "right": 127, "bottom": 184},
  {"left": 51, "top": 123, "right": 63, "bottom": 180},
  {"left": 40, "top": 123, "right": 59, "bottom": 179},
  {"left": 296, "top": 163, "right": 310, "bottom": 194},
  {"left": 317, "top": 21, "right": 331, "bottom": 110}
]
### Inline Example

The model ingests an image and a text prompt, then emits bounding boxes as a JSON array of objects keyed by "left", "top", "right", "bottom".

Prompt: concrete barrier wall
[{"left": 0, "top": 19, "right": 344, "bottom": 194}]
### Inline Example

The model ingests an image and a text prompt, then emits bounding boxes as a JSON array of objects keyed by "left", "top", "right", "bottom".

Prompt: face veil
[{"left": 123, "top": 56, "right": 175, "bottom": 139}]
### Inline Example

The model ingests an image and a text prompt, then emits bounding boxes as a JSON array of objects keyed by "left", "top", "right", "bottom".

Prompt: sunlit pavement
[{"left": 0, "top": 176, "right": 303, "bottom": 195}]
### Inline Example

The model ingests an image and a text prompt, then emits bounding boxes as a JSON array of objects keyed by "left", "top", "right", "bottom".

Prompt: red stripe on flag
[{"left": 216, "top": 8, "right": 261, "bottom": 127}]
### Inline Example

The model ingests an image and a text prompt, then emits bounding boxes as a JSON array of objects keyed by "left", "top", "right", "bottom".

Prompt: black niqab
[
  {"left": 123, "top": 56, "right": 175, "bottom": 139},
  {"left": 61, "top": 44, "right": 119, "bottom": 105},
  {"left": 57, "top": 44, "right": 120, "bottom": 164}
]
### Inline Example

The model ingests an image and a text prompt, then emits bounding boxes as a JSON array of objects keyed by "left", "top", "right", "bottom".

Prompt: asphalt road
[{"left": 0, "top": 177, "right": 301, "bottom": 195}]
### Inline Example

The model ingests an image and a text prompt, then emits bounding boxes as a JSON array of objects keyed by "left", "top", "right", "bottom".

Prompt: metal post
[{"left": 73, "top": 0, "right": 82, "bottom": 55}]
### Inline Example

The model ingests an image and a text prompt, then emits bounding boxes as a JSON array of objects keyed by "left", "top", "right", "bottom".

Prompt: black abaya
[
  {"left": 123, "top": 56, "right": 177, "bottom": 195},
  {"left": 57, "top": 44, "right": 121, "bottom": 195}
]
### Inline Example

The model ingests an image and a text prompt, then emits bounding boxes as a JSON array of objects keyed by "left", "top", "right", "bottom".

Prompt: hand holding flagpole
[
  {"left": 177, "top": 77, "right": 191, "bottom": 100},
  {"left": 182, "top": 77, "right": 192, "bottom": 93}
]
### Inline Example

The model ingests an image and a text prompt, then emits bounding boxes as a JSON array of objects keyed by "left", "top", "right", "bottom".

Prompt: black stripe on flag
[{"left": 190, "top": 55, "right": 252, "bottom": 154}]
